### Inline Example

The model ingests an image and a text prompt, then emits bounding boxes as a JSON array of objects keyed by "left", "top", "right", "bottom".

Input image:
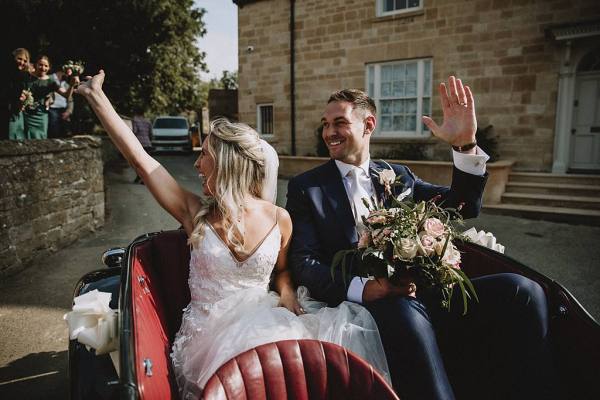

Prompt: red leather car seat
[{"left": 203, "top": 339, "right": 399, "bottom": 400}]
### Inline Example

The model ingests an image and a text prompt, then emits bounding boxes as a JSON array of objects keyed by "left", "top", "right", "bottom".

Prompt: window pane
[
  {"left": 392, "top": 81, "right": 403, "bottom": 97},
  {"left": 408, "top": 0, "right": 420, "bottom": 8},
  {"left": 385, "top": 0, "right": 394, "bottom": 12},
  {"left": 393, "top": 116, "right": 403, "bottom": 131},
  {"left": 423, "top": 97, "right": 431, "bottom": 131},
  {"left": 381, "top": 100, "right": 392, "bottom": 114},
  {"left": 406, "top": 80, "right": 417, "bottom": 96},
  {"left": 393, "top": 100, "right": 403, "bottom": 114},
  {"left": 407, "top": 115, "right": 416, "bottom": 131},
  {"left": 382, "top": 65, "right": 393, "bottom": 82},
  {"left": 381, "top": 82, "right": 391, "bottom": 97},
  {"left": 393, "top": 65, "right": 402, "bottom": 81},
  {"left": 406, "top": 63, "right": 417, "bottom": 79},
  {"left": 407, "top": 99, "right": 417, "bottom": 114},
  {"left": 424, "top": 60, "right": 431, "bottom": 95},
  {"left": 422, "top": 97, "right": 430, "bottom": 115},
  {"left": 381, "top": 115, "right": 392, "bottom": 131}
]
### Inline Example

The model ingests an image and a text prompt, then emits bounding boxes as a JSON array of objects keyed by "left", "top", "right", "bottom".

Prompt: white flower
[
  {"left": 442, "top": 243, "right": 461, "bottom": 268},
  {"left": 378, "top": 169, "right": 396, "bottom": 195},
  {"left": 395, "top": 237, "right": 418, "bottom": 260}
]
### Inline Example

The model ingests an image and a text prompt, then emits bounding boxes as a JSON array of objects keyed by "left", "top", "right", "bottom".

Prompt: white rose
[
  {"left": 378, "top": 169, "right": 396, "bottom": 195},
  {"left": 442, "top": 243, "right": 461, "bottom": 268},
  {"left": 395, "top": 237, "right": 418, "bottom": 260}
]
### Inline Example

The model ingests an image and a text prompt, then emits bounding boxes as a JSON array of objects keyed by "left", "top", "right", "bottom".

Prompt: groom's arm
[
  {"left": 285, "top": 177, "right": 353, "bottom": 307},
  {"left": 408, "top": 148, "right": 489, "bottom": 219}
]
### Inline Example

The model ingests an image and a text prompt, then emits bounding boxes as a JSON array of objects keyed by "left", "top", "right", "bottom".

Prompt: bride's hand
[
  {"left": 279, "top": 292, "right": 306, "bottom": 315},
  {"left": 75, "top": 70, "right": 105, "bottom": 97}
]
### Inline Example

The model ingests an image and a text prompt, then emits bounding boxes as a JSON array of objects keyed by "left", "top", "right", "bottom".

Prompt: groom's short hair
[{"left": 328, "top": 89, "right": 376, "bottom": 115}]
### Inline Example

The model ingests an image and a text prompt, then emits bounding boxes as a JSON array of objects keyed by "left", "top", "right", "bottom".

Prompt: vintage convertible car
[{"left": 68, "top": 229, "right": 600, "bottom": 400}]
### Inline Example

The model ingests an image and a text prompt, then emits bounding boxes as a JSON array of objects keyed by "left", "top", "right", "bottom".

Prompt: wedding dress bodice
[{"left": 187, "top": 223, "right": 280, "bottom": 309}]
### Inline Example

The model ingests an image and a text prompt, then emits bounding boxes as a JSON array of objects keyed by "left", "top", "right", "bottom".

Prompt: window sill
[{"left": 371, "top": 9, "right": 425, "bottom": 23}]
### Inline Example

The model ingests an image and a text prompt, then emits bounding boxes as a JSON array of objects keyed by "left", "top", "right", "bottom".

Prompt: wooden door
[{"left": 571, "top": 73, "right": 600, "bottom": 170}]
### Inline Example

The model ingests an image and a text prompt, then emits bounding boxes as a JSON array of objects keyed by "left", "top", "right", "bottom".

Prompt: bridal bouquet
[
  {"left": 332, "top": 171, "right": 478, "bottom": 314},
  {"left": 62, "top": 60, "right": 85, "bottom": 76},
  {"left": 20, "top": 89, "right": 35, "bottom": 110}
]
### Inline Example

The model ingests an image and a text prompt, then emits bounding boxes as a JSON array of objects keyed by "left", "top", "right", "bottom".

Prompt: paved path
[{"left": 1, "top": 154, "right": 598, "bottom": 399}]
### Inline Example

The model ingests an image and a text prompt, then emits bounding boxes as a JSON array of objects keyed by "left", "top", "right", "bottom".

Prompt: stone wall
[
  {"left": 0, "top": 137, "right": 105, "bottom": 277},
  {"left": 237, "top": 0, "right": 600, "bottom": 170}
]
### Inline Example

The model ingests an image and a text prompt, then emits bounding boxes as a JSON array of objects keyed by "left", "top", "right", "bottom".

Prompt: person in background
[
  {"left": 48, "top": 70, "right": 74, "bottom": 138},
  {"left": 7, "top": 48, "right": 31, "bottom": 140},
  {"left": 20, "top": 55, "right": 78, "bottom": 140},
  {"left": 131, "top": 110, "right": 153, "bottom": 183}
]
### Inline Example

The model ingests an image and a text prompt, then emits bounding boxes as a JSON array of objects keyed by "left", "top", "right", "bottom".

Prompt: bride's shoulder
[{"left": 274, "top": 206, "right": 292, "bottom": 239}]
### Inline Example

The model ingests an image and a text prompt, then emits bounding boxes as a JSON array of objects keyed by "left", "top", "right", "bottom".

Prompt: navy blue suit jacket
[{"left": 285, "top": 159, "right": 488, "bottom": 306}]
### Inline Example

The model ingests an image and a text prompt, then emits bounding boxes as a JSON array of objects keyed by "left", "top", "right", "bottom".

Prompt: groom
[{"left": 286, "top": 77, "right": 555, "bottom": 400}]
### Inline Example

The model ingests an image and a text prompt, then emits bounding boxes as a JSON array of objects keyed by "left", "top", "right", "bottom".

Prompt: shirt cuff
[
  {"left": 452, "top": 146, "right": 490, "bottom": 176},
  {"left": 347, "top": 276, "right": 371, "bottom": 303}
]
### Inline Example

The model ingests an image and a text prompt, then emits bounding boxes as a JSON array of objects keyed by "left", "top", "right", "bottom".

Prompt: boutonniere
[
  {"left": 378, "top": 168, "right": 396, "bottom": 195},
  {"left": 376, "top": 160, "right": 397, "bottom": 196}
]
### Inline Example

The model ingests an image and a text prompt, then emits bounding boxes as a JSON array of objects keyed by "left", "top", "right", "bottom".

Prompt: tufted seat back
[{"left": 203, "top": 339, "right": 399, "bottom": 400}]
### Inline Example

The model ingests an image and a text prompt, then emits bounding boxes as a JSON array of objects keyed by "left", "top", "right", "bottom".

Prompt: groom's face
[{"left": 321, "top": 101, "right": 374, "bottom": 166}]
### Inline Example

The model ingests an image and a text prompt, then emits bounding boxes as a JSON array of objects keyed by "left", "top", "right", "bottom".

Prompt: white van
[{"left": 151, "top": 116, "right": 191, "bottom": 152}]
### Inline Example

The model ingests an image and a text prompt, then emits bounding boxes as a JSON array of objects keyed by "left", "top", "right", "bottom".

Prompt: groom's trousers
[{"left": 364, "top": 273, "right": 557, "bottom": 400}]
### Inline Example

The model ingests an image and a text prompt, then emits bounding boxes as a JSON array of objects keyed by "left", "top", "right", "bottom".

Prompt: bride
[{"left": 76, "top": 71, "right": 390, "bottom": 399}]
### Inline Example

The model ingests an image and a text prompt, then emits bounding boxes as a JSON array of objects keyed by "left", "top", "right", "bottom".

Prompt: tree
[
  {"left": 6, "top": 0, "right": 208, "bottom": 120},
  {"left": 220, "top": 70, "right": 238, "bottom": 90}
]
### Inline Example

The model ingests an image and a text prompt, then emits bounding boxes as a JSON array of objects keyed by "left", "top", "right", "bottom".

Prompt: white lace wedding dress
[{"left": 170, "top": 223, "right": 390, "bottom": 399}]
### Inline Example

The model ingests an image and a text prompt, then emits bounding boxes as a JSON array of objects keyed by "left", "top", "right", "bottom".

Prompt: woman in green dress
[
  {"left": 22, "top": 55, "right": 78, "bottom": 139},
  {"left": 8, "top": 48, "right": 32, "bottom": 140}
]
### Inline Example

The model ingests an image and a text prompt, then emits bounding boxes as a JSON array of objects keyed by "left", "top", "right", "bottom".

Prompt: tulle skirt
[{"left": 170, "top": 287, "right": 390, "bottom": 399}]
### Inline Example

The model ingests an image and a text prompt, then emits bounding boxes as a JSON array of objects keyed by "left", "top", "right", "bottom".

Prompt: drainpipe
[{"left": 290, "top": 0, "right": 296, "bottom": 155}]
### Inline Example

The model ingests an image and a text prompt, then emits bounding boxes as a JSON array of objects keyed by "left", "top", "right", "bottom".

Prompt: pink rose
[
  {"left": 423, "top": 218, "right": 445, "bottom": 238},
  {"left": 417, "top": 233, "right": 436, "bottom": 256},
  {"left": 358, "top": 230, "right": 371, "bottom": 248}
]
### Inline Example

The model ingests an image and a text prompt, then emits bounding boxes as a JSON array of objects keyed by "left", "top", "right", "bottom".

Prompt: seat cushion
[{"left": 203, "top": 339, "right": 398, "bottom": 400}]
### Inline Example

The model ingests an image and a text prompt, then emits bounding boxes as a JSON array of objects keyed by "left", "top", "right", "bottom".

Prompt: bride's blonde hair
[{"left": 189, "top": 117, "right": 266, "bottom": 251}]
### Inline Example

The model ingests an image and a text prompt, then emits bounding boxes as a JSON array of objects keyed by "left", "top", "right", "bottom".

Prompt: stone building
[{"left": 234, "top": 0, "right": 600, "bottom": 173}]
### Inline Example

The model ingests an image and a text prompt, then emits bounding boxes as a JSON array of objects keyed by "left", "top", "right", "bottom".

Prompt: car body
[
  {"left": 68, "top": 230, "right": 600, "bottom": 399},
  {"left": 151, "top": 116, "right": 191, "bottom": 152}
]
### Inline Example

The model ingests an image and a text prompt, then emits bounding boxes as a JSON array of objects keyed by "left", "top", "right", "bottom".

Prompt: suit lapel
[
  {"left": 369, "top": 160, "right": 386, "bottom": 205},
  {"left": 319, "top": 160, "right": 358, "bottom": 244}
]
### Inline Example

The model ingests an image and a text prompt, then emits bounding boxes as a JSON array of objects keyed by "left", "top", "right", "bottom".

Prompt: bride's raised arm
[{"left": 76, "top": 70, "right": 201, "bottom": 233}]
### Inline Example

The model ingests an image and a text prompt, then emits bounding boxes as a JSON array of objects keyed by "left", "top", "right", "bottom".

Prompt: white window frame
[
  {"left": 256, "top": 103, "right": 274, "bottom": 137},
  {"left": 366, "top": 58, "right": 432, "bottom": 138},
  {"left": 376, "top": 0, "right": 423, "bottom": 17}
]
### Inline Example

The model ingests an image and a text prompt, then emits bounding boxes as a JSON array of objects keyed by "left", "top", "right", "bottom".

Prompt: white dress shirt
[{"left": 340, "top": 147, "right": 490, "bottom": 304}]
